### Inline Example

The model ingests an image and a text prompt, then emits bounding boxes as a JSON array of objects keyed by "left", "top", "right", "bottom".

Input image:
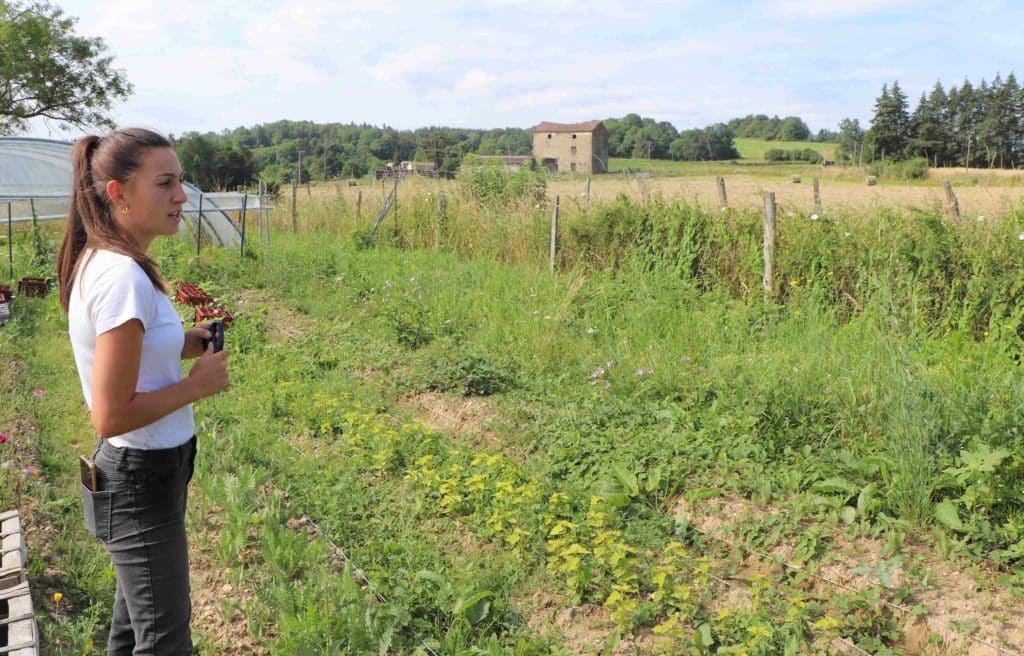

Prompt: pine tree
[
  {"left": 1007, "top": 73, "right": 1024, "bottom": 166},
  {"left": 908, "top": 89, "right": 946, "bottom": 166},
  {"left": 868, "top": 81, "right": 910, "bottom": 161}
]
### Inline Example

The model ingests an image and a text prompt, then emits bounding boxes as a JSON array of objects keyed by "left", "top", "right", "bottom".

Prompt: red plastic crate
[
  {"left": 194, "top": 305, "right": 234, "bottom": 327},
  {"left": 17, "top": 277, "right": 49, "bottom": 298},
  {"left": 175, "top": 281, "right": 213, "bottom": 306}
]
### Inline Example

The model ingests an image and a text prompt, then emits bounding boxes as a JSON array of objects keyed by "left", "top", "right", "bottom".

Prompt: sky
[{"left": 25, "top": 0, "right": 1024, "bottom": 139}]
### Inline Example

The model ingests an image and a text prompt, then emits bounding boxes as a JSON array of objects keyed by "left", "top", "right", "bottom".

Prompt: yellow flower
[
  {"left": 53, "top": 592, "right": 63, "bottom": 603},
  {"left": 984, "top": 331, "right": 990, "bottom": 337}
]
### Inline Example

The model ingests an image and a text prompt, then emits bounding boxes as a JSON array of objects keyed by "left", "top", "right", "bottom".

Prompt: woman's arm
[{"left": 90, "top": 319, "right": 229, "bottom": 437}]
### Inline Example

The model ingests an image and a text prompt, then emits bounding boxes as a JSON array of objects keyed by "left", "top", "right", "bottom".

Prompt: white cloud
[
  {"left": 369, "top": 43, "right": 446, "bottom": 87},
  {"left": 983, "top": 29, "right": 1024, "bottom": 49},
  {"left": 454, "top": 68, "right": 498, "bottom": 94},
  {"left": 769, "top": 0, "right": 919, "bottom": 20}
]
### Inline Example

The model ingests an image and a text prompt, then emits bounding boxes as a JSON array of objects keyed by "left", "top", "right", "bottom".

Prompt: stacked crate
[
  {"left": 175, "top": 282, "right": 234, "bottom": 327},
  {"left": 175, "top": 281, "right": 213, "bottom": 306},
  {"left": 16, "top": 278, "right": 48, "bottom": 298},
  {"left": 1, "top": 510, "right": 38, "bottom": 655}
]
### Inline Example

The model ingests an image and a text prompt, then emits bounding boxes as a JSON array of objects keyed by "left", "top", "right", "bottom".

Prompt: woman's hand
[
  {"left": 91, "top": 320, "right": 230, "bottom": 438},
  {"left": 181, "top": 324, "right": 213, "bottom": 360},
  {"left": 187, "top": 343, "right": 230, "bottom": 399}
]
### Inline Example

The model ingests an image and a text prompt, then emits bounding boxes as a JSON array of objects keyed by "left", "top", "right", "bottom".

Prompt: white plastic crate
[{"left": 1, "top": 510, "right": 38, "bottom": 656}]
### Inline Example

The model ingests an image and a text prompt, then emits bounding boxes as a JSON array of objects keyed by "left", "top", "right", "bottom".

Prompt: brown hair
[{"left": 57, "top": 128, "right": 173, "bottom": 312}]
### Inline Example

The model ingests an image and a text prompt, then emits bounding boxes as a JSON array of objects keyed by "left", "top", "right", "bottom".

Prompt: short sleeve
[{"left": 89, "top": 261, "right": 157, "bottom": 336}]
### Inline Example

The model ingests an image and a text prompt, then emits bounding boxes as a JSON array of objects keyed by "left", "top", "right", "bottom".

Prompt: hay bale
[
  {"left": 866, "top": 175, "right": 877, "bottom": 186},
  {"left": 791, "top": 175, "right": 801, "bottom": 184}
]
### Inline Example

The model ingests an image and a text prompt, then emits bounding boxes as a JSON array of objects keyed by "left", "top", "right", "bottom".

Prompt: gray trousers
[{"left": 88, "top": 436, "right": 197, "bottom": 655}]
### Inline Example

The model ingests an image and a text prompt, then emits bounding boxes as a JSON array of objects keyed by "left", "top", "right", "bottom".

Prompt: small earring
[{"left": 122, "top": 206, "right": 129, "bottom": 214}]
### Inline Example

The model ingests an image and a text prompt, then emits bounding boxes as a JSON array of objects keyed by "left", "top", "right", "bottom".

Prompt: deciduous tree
[{"left": 0, "top": 0, "right": 131, "bottom": 134}]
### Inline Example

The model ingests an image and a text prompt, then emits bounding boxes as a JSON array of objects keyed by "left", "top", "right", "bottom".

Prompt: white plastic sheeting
[{"left": 0, "top": 137, "right": 256, "bottom": 247}]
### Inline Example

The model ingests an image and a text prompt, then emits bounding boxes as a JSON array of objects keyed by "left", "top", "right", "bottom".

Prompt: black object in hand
[{"left": 202, "top": 321, "right": 225, "bottom": 353}]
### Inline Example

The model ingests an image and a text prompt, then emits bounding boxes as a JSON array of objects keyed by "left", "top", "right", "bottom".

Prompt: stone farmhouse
[{"left": 532, "top": 120, "right": 609, "bottom": 174}]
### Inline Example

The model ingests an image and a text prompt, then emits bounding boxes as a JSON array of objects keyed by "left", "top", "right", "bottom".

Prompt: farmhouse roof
[{"left": 533, "top": 120, "right": 604, "bottom": 133}]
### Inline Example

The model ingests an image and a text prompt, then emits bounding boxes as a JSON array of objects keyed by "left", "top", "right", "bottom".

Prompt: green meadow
[
  {"left": 607, "top": 138, "right": 838, "bottom": 175},
  {"left": 3, "top": 181, "right": 1024, "bottom": 654}
]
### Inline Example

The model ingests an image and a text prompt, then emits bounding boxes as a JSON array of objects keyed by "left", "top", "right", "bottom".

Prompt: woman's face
[{"left": 113, "top": 147, "right": 187, "bottom": 249}]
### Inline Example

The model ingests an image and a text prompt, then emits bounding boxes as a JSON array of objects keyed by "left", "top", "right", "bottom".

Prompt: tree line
[
  {"left": 840, "top": 74, "right": 1024, "bottom": 168},
  {"left": 726, "top": 115, "right": 836, "bottom": 142},
  {"left": 173, "top": 122, "right": 532, "bottom": 191},
  {"left": 174, "top": 115, "right": 755, "bottom": 190}
]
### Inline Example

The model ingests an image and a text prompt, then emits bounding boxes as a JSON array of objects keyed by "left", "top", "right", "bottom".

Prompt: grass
[
  {"left": 5, "top": 188, "right": 1024, "bottom": 653},
  {"left": 733, "top": 137, "right": 837, "bottom": 161},
  {"left": 605, "top": 138, "right": 838, "bottom": 175}
]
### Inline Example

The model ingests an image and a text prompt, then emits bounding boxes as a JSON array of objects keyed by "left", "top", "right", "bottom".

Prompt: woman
[{"left": 57, "top": 127, "right": 229, "bottom": 654}]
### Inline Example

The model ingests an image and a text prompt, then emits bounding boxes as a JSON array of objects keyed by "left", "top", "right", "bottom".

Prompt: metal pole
[
  {"left": 256, "top": 181, "right": 262, "bottom": 247},
  {"left": 7, "top": 203, "right": 12, "bottom": 280},
  {"left": 240, "top": 193, "right": 248, "bottom": 257},
  {"left": 257, "top": 180, "right": 265, "bottom": 247},
  {"left": 196, "top": 194, "right": 204, "bottom": 258}
]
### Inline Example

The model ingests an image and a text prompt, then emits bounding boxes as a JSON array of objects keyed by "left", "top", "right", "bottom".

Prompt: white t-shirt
[{"left": 68, "top": 249, "right": 195, "bottom": 449}]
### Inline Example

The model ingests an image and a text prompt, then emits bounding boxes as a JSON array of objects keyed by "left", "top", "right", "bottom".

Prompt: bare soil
[
  {"left": 676, "top": 493, "right": 1024, "bottom": 655},
  {"left": 399, "top": 391, "right": 503, "bottom": 449},
  {"left": 187, "top": 503, "right": 270, "bottom": 655}
]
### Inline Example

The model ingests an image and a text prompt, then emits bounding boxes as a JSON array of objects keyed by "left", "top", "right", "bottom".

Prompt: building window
[
  {"left": 571, "top": 146, "right": 577, "bottom": 155},
  {"left": 570, "top": 163, "right": 577, "bottom": 172},
  {"left": 572, "top": 134, "right": 577, "bottom": 139},
  {"left": 547, "top": 134, "right": 552, "bottom": 139}
]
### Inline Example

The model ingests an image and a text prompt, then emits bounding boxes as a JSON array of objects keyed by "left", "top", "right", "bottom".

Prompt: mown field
[
  {"left": 3, "top": 179, "right": 1024, "bottom": 655},
  {"left": 608, "top": 138, "right": 837, "bottom": 174},
  {"left": 733, "top": 139, "right": 837, "bottom": 162}
]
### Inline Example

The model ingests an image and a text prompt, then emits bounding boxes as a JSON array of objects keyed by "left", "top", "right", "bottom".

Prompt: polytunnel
[{"left": 0, "top": 137, "right": 262, "bottom": 247}]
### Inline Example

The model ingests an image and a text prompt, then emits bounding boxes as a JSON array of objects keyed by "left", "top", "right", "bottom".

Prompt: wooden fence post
[
  {"left": 356, "top": 190, "right": 363, "bottom": 221},
  {"left": 436, "top": 191, "right": 446, "bottom": 250},
  {"left": 944, "top": 180, "right": 961, "bottom": 222},
  {"left": 813, "top": 178, "right": 822, "bottom": 214},
  {"left": 292, "top": 151, "right": 301, "bottom": 232},
  {"left": 291, "top": 181, "right": 298, "bottom": 233},
  {"left": 585, "top": 178, "right": 591, "bottom": 208},
  {"left": 762, "top": 191, "right": 777, "bottom": 298},
  {"left": 717, "top": 176, "right": 728, "bottom": 208},
  {"left": 550, "top": 196, "right": 560, "bottom": 273}
]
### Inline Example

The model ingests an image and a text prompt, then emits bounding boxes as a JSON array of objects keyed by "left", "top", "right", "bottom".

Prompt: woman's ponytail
[{"left": 58, "top": 135, "right": 102, "bottom": 312}]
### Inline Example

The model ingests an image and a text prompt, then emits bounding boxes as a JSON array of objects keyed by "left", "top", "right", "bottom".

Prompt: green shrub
[
  {"left": 427, "top": 351, "right": 516, "bottom": 396},
  {"left": 459, "top": 156, "right": 547, "bottom": 207},
  {"left": 763, "top": 148, "right": 823, "bottom": 163},
  {"left": 868, "top": 157, "right": 929, "bottom": 180}
]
